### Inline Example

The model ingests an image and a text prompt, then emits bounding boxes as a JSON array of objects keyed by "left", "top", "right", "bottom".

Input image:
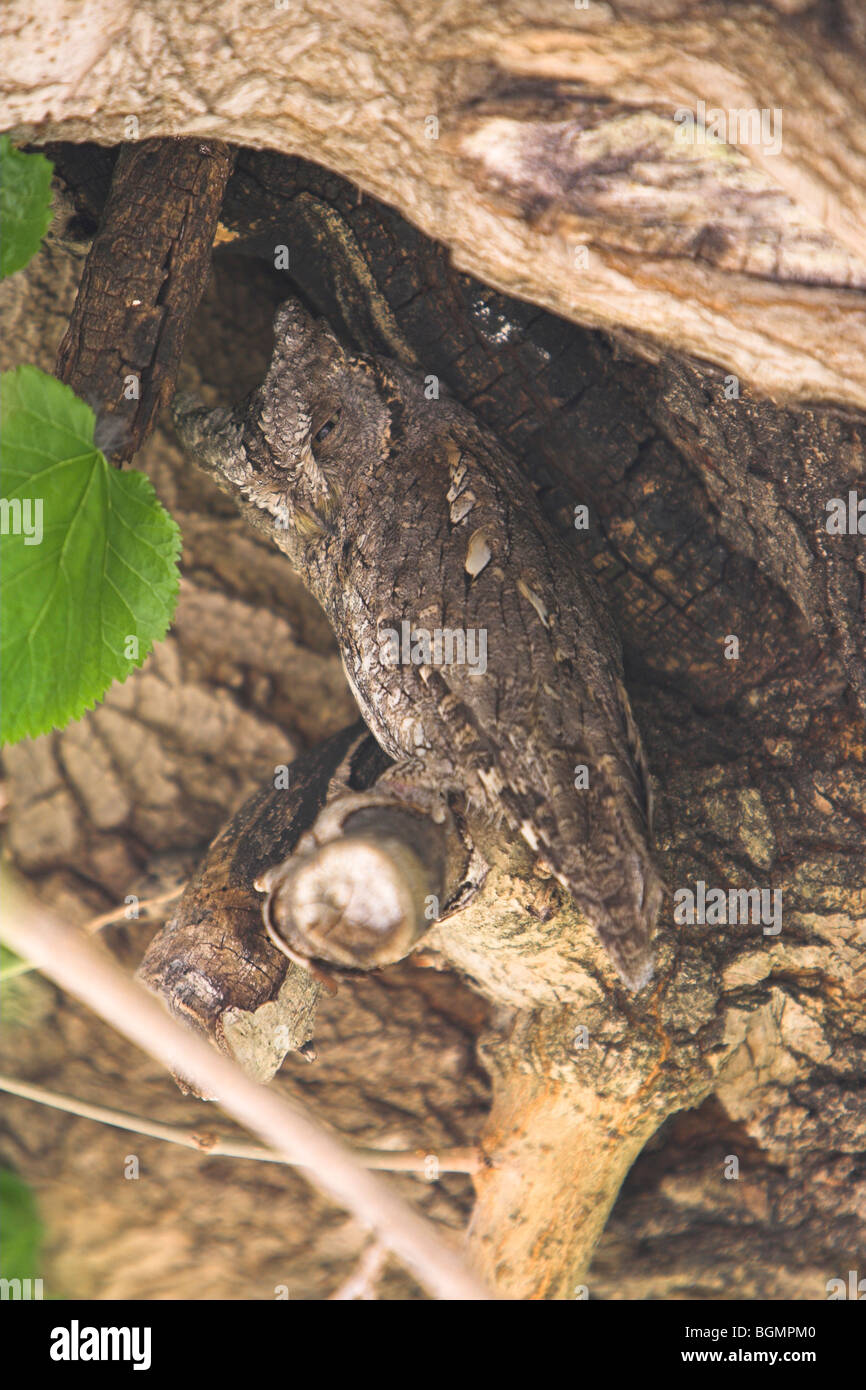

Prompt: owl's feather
[{"left": 173, "top": 299, "right": 663, "bottom": 989}]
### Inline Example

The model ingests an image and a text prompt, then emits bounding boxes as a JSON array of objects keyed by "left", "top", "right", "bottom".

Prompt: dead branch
[{"left": 55, "top": 136, "right": 233, "bottom": 462}]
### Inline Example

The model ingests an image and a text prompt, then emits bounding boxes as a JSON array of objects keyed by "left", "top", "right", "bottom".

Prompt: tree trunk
[{"left": 4, "top": 1, "right": 866, "bottom": 406}]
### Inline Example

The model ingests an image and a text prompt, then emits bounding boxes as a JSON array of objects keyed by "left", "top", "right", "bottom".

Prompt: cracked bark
[{"left": 56, "top": 137, "right": 233, "bottom": 462}]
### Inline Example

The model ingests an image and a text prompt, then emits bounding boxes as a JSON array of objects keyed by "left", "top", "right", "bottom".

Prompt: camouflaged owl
[{"left": 173, "top": 298, "right": 663, "bottom": 989}]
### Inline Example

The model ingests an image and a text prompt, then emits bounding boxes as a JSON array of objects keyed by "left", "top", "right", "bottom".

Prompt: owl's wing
[{"left": 339, "top": 424, "right": 661, "bottom": 989}]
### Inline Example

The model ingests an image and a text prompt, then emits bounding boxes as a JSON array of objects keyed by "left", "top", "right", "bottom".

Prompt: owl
[{"left": 173, "top": 298, "right": 663, "bottom": 989}]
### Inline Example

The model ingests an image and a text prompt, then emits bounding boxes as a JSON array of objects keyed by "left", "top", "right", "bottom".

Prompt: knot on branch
[{"left": 257, "top": 789, "right": 475, "bottom": 975}]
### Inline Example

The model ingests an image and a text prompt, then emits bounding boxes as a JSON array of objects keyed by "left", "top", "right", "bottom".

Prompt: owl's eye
[{"left": 313, "top": 410, "right": 341, "bottom": 445}]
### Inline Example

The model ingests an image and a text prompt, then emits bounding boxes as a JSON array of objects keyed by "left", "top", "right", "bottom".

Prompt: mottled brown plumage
[{"left": 173, "top": 298, "right": 663, "bottom": 988}]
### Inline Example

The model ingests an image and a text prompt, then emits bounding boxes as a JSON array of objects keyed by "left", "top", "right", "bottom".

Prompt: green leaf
[
  {"left": 0, "top": 1170, "right": 43, "bottom": 1281},
  {"left": 1, "top": 366, "right": 182, "bottom": 744},
  {"left": 0, "top": 136, "right": 54, "bottom": 279}
]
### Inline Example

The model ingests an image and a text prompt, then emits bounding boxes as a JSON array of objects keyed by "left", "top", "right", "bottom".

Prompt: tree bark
[
  {"left": 3, "top": 1, "right": 866, "bottom": 406},
  {"left": 56, "top": 137, "right": 233, "bottom": 462}
]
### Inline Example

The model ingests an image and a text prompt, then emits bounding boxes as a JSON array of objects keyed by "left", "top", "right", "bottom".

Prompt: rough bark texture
[
  {"left": 1, "top": 4, "right": 865, "bottom": 1301},
  {"left": 55, "top": 137, "right": 233, "bottom": 462},
  {"left": 136, "top": 726, "right": 378, "bottom": 1085},
  {"left": 3, "top": 2, "right": 866, "bottom": 406}
]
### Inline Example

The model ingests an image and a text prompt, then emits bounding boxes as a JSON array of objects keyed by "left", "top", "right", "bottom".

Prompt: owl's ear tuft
[
  {"left": 273, "top": 299, "right": 347, "bottom": 374},
  {"left": 274, "top": 298, "right": 316, "bottom": 346}
]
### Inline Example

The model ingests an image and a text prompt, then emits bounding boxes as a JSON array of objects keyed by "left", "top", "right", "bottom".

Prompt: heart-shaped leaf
[{"left": 1, "top": 366, "right": 182, "bottom": 744}]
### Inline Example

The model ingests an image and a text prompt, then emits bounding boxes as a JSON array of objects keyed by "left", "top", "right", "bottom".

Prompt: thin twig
[
  {"left": 330, "top": 1242, "right": 389, "bottom": 1300},
  {"left": 0, "top": 869, "right": 493, "bottom": 1301},
  {"left": 0, "top": 888, "right": 183, "bottom": 981},
  {"left": 0, "top": 1073, "right": 482, "bottom": 1175}
]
